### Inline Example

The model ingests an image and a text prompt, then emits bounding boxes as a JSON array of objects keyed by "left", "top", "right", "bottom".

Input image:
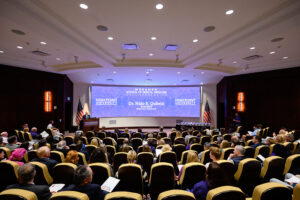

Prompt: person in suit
[
  {"left": 6, "top": 163, "right": 52, "bottom": 200},
  {"left": 61, "top": 165, "right": 108, "bottom": 200},
  {"left": 32, "top": 146, "right": 58, "bottom": 175},
  {"left": 250, "top": 136, "right": 263, "bottom": 149},
  {"left": 82, "top": 112, "right": 91, "bottom": 119},
  {"left": 228, "top": 145, "right": 246, "bottom": 171}
]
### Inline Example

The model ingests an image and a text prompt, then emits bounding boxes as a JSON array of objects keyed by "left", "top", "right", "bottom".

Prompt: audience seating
[
  {"left": 182, "top": 131, "right": 188, "bottom": 138},
  {"left": 149, "top": 163, "right": 175, "bottom": 200},
  {"left": 104, "top": 191, "right": 142, "bottom": 200},
  {"left": 50, "top": 191, "right": 89, "bottom": 200},
  {"left": 216, "top": 160, "right": 235, "bottom": 184},
  {"left": 220, "top": 147, "right": 234, "bottom": 160},
  {"left": 78, "top": 152, "right": 87, "bottom": 165},
  {"left": 260, "top": 156, "right": 284, "bottom": 182},
  {"left": 121, "top": 132, "right": 131, "bottom": 139},
  {"left": 211, "top": 135, "right": 219, "bottom": 142},
  {"left": 169, "top": 132, "right": 176, "bottom": 144},
  {"left": 30, "top": 162, "right": 53, "bottom": 185},
  {"left": 103, "top": 137, "right": 115, "bottom": 146},
  {"left": 283, "top": 154, "right": 300, "bottom": 175},
  {"left": 113, "top": 152, "right": 128, "bottom": 172},
  {"left": 117, "top": 163, "right": 143, "bottom": 194},
  {"left": 80, "top": 137, "right": 88, "bottom": 145},
  {"left": 137, "top": 152, "right": 154, "bottom": 178},
  {"left": 0, "top": 189, "right": 38, "bottom": 200},
  {"left": 158, "top": 189, "right": 195, "bottom": 200},
  {"left": 117, "top": 138, "right": 126, "bottom": 147},
  {"left": 162, "top": 137, "right": 172, "bottom": 145},
  {"left": 199, "top": 136, "right": 210, "bottom": 145},
  {"left": 234, "top": 158, "right": 261, "bottom": 196},
  {"left": 254, "top": 146, "right": 269, "bottom": 158},
  {"left": 246, "top": 140, "right": 254, "bottom": 146},
  {"left": 158, "top": 132, "right": 167, "bottom": 138},
  {"left": 187, "top": 136, "right": 198, "bottom": 145},
  {"left": 244, "top": 146, "right": 255, "bottom": 158},
  {"left": 293, "top": 182, "right": 300, "bottom": 200},
  {"left": 86, "top": 131, "right": 95, "bottom": 141},
  {"left": 64, "top": 136, "right": 74, "bottom": 146},
  {"left": 89, "top": 163, "right": 111, "bottom": 185},
  {"left": 23, "top": 132, "right": 33, "bottom": 141},
  {"left": 174, "top": 137, "right": 185, "bottom": 145},
  {"left": 28, "top": 150, "right": 38, "bottom": 161},
  {"left": 179, "top": 150, "right": 197, "bottom": 165},
  {"left": 0, "top": 147, "right": 11, "bottom": 158},
  {"left": 16, "top": 130, "right": 24, "bottom": 142},
  {"left": 96, "top": 132, "right": 106, "bottom": 139},
  {"left": 178, "top": 162, "right": 206, "bottom": 190},
  {"left": 223, "top": 134, "right": 232, "bottom": 141},
  {"left": 106, "top": 145, "right": 116, "bottom": 158},
  {"left": 172, "top": 144, "right": 186, "bottom": 161},
  {"left": 206, "top": 186, "right": 245, "bottom": 200},
  {"left": 252, "top": 182, "right": 292, "bottom": 200},
  {"left": 50, "top": 151, "right": 65, "bottom": 163},
  {"left": 131, "top": 138, "right": 143, "bottom": 151},
  {"left": 158, "top": 151, "right": 179, "bottom": 175},
  {"left": 132, "top": 132, "right": 142, "bottom": 139},
  {"left": 52, "top": 163, "right": 77, "bottom": 186},
  {"left": 0, "top": 160, "right": 19, "bottom": 191},
  {"left": 268, "top": 144, "right": 275, "bottom": 156},
  {"left": 190, "top": 144, "right": 204, "bottom": 154},
  {"left": 84, "top": 145, "right": 97, "bottom": 156},
  {"left": 200, "top": 150, "right": 212, "bottom": 164}
]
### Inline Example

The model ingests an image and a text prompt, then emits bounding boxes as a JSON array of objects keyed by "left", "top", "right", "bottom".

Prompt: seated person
[
  {"left": 8, "top": 148, "right": 27, "bottom": 166},
  {"left": 32, "top": 146, "right": 58, "bottom": 175},
  {"left": 0, "top": 148, "right": 6, "bottom": 161},
  {"left": 6, "top": 163, "right": 52, "bottom": 200},
  {"left": 250, "top": 136, "right": 262, "bottom": 148},
  {"left": 55, "top": 140, "right": 70, "bottom": 157},
  {"left": 242, "top": 124, "right": 262, "bottom": 141},
  {"left": 228, "top": 145, "right": 246, "bottom": 171},
  {"left": 5, "top": 136, "right": 20, "bottom": 151},
  {"left": 205, "top": 147, "right": 221, "bottom": 168},
  {"left": 61, "top": 165, "right": 108, "bottom": 200},
  {"left": 191, "top": 162, "right": 230, "bottom": 200},
  {"left": 30, "top": 127, "right": 38, "bottom": 139},
  {"left": 198, "top": 142, "right": 211, "bottom": 161},
  {"left": 65, "top": 150, "right": 79, "bottom": 165}
]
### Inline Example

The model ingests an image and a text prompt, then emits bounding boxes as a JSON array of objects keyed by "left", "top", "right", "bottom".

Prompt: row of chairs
[{"left": 1, "top": 182, "right": 299, "bottom": 200}]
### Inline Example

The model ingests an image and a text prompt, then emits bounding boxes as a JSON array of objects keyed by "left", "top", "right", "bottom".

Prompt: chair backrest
[
  {"left": 179, "top": 150, "right": 197, "bottom": 165},
  {"left": 206, "top": 186, "right": 245, "bottom": 200},
  {"left": 104, "top": 191, "right": 142, "bottom": 200},
  {"left": 254, "top": 145, "right": 270, "bottom": 158},
  {"left": 18, "top": 131, "right": 25, "bottom": 142},
  {"left": 174, "top": 137, "right": 185, "bottom": 145},
  {"left": 172, "top": 144, "right": 186, "bottom": 161},
  {"left": 131, "top": 138, "right": 143, "bottom": 151},
  {"left": 187, "top": 136, "right": 198, "bottom": 145},
  {"left": 293, "top": 182, "right": 300, "bottom": 200},
  {"left": 260, "top": 156, "right": 284, "bottom": 182},
  {"left": 84, "top": 145, "right": 97, "bottom": 156},
  {"left": 199, "top": 136, "right": 211, "bottom": 145},
  {"left": 216, "top": 160, "right": 235, "bottom": 184},
  {"left": 269, "top": 144, "right": 275, "bottom": 156},
  {"left": 246, "top": 139, "right": 254, "bottom": 146},
  {"left": 190, "top": 144, "right": 204, "bottom": 154},
  {"left": 200, "top": 150, "right": 212, "bottom": 164},
  {"left": 179, "top": 163, "right": 206, "bottom": 190},
  {"left": 89, "top": 163, "right": 111, "bottom": 185},
  {"left": 64, "top": 136, "right": 74, "bottom": 146},
  {"left": 132, "top": 132, "right": 142, "bottom": 139},
  {"left": 80, "top": 137, "right": 88, "bottom": 145},
  {"left": 162, "top": 137, "right": 172, "bottom": 145},
  {"left": 86, "top": 131, "right": 95, "bottom": 140},
  {"left": 50, "top": 191, "right": 89, "bottom": 200},
  {"left": 223, "top": 134, "right": 232, "bottom": 141},
  {"left": 96, "top": 132, "right": 106, "bottom": 139},
  {"left": 252, "top": 182, "right": 292, "bottom": 200},
  {"left": 234, "top": 158, "right": 261, "bottom": 196},
  {"left": 244, "top": 146, "right": 255, "bottom": 158},
  {"left": 211, "top": 135, "right": 219, "bottom": 142},
  {"left": 27, "top": 150, "right": 38, "bottom": 161},
  {"left": 23, "top": 132, "right": 33, "bottom": 141},
  {"left": 283, "top": 154, "right": 300, "bottom": 175},
  {"left": 52, "top": 163, "right": 77, "bottom": 185},
  {"left": 118, "top": 163, "right": 143, "bottom": 194},
  {"left": 30, "top": 161, "right": 53, "bottom": 185},
  {"left": 106, "top": 145, "right": 116, "bottom": 158},
  {"left": 113, "top": 152, "right": 128, "bottom": 172},
  {"left": 50, "top": 151, "right": 65, "bottom": 163},
  {"left": 103, "top": 137, "right": 114, "bottom": 146},
  {"left": 149, "top": 163, "right": 175, "bottom": 200},
  {"left": 158, "top": 189, "right": 195, "bottom": 200},
  {"left": 0, "top": 160, "right": 19, "bottom": 191},
  {"left": 0, "top": 147, "right": 11, "bottom": 158},
  {"left": 77, "top": 152, "right": 87, "bottom": 165},
  {"left": 158, "top": 132, "right": 167, "bottom": 138},
  {"left": 0, "top": 189, "right": 38, "bottom": 200},
  {"left": 137, "top": 152, "right": 153, "bottom": 179},
  {"left": 169, "top": 132, "right": 176, "bottom": 144},
  {"left": 220, "top": 147, "right": 234, "bottom": 160},
  {"left": 158, "top": 151, "right": 178, "bottom": 175}
]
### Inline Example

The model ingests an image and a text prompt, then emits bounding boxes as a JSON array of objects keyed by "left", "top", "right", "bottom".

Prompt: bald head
[{"left": 37, "top": 146, "right": 50, "bottom": 158}]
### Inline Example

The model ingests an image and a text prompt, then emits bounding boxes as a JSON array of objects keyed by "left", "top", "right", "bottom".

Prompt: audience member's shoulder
[{"left": 6, "top": 184, "right": 19, "bottom": 189}]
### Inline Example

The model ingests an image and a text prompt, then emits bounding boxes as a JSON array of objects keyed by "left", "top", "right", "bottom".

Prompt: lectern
[{"left": 81, "top": 118, "right": 99, "bottom": 132}]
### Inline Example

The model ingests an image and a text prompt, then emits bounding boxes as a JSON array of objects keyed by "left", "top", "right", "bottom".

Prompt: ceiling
[{"left": 0, "top": 0, "right": 300, "bottom": 86}]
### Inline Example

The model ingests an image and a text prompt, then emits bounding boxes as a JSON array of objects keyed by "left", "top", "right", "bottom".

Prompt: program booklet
[{"left": 101, "top": 177, "right": 120, "bottom": 192}]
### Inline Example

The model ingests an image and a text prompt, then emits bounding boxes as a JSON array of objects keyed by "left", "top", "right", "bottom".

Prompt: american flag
[
  {"left": 76, "top": 99, "right": 84, "bottom": 126},
  {"left": 203, "top": 101, "right": 211, "bottom": 123}
]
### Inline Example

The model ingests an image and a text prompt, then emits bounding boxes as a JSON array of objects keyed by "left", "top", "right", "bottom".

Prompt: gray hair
[
  {"left": 18, "top": 163, "right": 35, "bottom": 184},
  {"left": 235, "top": 145, "right": 245, "bottom": 155},
  {"left": 56, "top": 140, "right": 67, "bottom": 149}
]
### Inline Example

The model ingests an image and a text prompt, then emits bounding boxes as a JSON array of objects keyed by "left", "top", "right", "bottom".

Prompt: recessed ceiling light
[
  {"left": 91, "top": 81, "right": 94, "bottom": 83},
  {"left": 226, "top": 10, "right": 234, "bottom": 15},
  {"left": 177, "top": 72, "right": 181, "bottom": 74},
  {"left": 193, "top": 39, "right": 198, "bottom": 43},
  {"left": 108, "top": 36, "right": 113, "bottom": 40},
  {"left": 56, "top": 58, "right": 61, "bottom": 61},
  {"left": 151, "top": 37, "right": 157, "bottom": 40},
  {"left": 269, "top": 51, "right": 276, "bottom": 54},
  {"left": 149, "top": 53, "right": 154, "bottom": 56},
  {"left": 40, "top": 41, "right": 47, "bottom": 45},
  {"left": 17, "top": 46, "right": 23, "bottom": 49},
  {"left": 250, "top": 46, "right": 255, "bottom": 50},
  {"left": 201, "top": 72, "right": 205, "bottom": 75},
  {"left": 233, "top": 61, "right": 237, "bottom": 64},
  {"left": 0, "top": 50, "right": 4, "bottom": 53},
  {"left": 79, "top": 3, "right": 88, "bottom": 9},
  {"left": 113, "top": 71, "right": 117, "bottom": 74},
  {"left": 282, "top": 56, "right": 288, "bottom": 59},
  {"left": 156, "top": 3, "right": 164, "bottom": 10},
  {"left": 146, "top": 71, "right": 150, "bottom": 74}
]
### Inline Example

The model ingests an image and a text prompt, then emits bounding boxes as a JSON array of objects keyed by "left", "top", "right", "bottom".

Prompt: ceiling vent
[
  {"left": 243, "top": 55, "right": 263, "bottom": 61},
  {"left": 31, "top": 50, "right": 50, "bottom": 56},
  {"left": 164, "top": 44, "right": 178, "bottom": 51},
  {"left": 122, "top": 43, "right": 139, "bottom": 50}
]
